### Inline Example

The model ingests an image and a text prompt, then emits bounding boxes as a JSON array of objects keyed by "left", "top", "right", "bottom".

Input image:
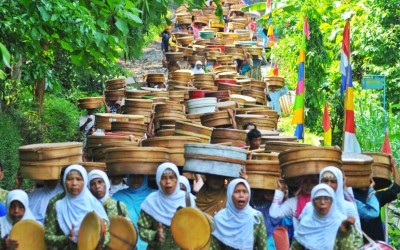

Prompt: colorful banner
[
  {"left": 292, "top": 18, "right": 309, "bottom": 140},
  {"left": 322, "top": 103, "right": 332, "bottom": 146},
  {"left": 341, "top": 20, "right": 361, "bottom": 153}
]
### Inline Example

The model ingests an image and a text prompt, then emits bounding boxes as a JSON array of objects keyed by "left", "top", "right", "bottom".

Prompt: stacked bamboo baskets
[{"left": 19, "top": 142, "right": 82, "bottom": 180}]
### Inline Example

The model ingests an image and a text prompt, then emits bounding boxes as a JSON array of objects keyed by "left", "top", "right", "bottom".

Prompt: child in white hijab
[
  {"left": 192, "top": 61, "right": 205, "bottom": 74},
  {"left": 0, "top": 189, "right": 36, "bottom": 249}
]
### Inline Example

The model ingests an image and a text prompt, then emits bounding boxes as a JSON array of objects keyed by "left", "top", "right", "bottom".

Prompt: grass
[{"left": 278, "top": 116, "right": 323, "bottom": 146}]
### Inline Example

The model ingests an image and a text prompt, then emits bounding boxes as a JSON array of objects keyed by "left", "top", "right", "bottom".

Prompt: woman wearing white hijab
[
  {"left": 44, "top": 164, "right": 109, "bottom": 249},
  {"left": 138, "top": 162, "right": 195, "bottom": 249},
  {"left": 192, "top": 60, "right": 205, "bottom": 74},
  {"left": 211, "top": 178, "right": 267, "bottom": 250},
  {"left": 0, "top": 189, "right": 36, "bottom": 249},
  {"left": 292, "top": 183, "right": 359, "bottom": 250},
  {"left": 300, "top": 166, "right": 360, "bottom": 227},
  {"left": 179, "top": 175, "right": 191, "bottom": 193},
  {"left": 88, "top": 169, "right": 129, "bottom": 218},
  {"left": 29, "top": 180, "right": 63, "bottom": 224}
]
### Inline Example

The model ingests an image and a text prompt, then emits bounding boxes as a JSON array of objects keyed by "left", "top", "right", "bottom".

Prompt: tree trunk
[{"left": 34, "top": 77, "right": 45, "bottom": 115}]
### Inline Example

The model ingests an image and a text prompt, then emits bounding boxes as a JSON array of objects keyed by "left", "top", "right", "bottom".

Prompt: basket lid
[{"left": 9, "top": 220, "right": 46, "bottom": 250}]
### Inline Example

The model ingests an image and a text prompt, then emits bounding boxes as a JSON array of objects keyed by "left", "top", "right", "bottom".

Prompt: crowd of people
[{"left": 0, "top": 131, "right": 399, "bottom": 249}]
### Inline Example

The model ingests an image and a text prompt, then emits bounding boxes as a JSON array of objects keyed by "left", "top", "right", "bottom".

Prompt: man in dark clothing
[{"left": 361, "top": 156, "right": 400, "bottom": 242}]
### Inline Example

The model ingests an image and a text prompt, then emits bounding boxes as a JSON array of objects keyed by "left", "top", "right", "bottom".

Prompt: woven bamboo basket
[
  {"left": 188, "top": 55, "right": 206, "bottom": 65},
  {"left": 19, "top": 142, "right": 83, "bottom": 161},
  {"left": 105, "top": 90, "right": 126, "bottom": 102},
  {"left": 279, "top": 146, "right": 342, "bottom": 187},
  {"left": 124, "top": 99, "right": 153, "bottom": 109},
  {"left": 246, "top": 110, "right": 278, "bottom": 121},
  {"left": 142, "top": 136, "right": 202, "bottom": 166},
  {"left": 79, "top": 162, "right": 107, "bottom": 173},
  {"left": 183, "top": 143, "right": 247, "bottom": 177},
  {"left": 86, "top": 141, "right": 139, "bottom": 162},
  {"left": 125, "top": 90, "right": 151, "bottom": 99},
  {"left": 218, "top": 83, "right": 242, "bottom": 95},
  {"left": 193, "top": 73, "right": 214, "bottom": 82},
  {"left": 169, "top": 90, "right": 186, "bottom": 103},
  {"left": 20, "top": 155, "right": 82, "bottom": 166},
  {"left": 265, "top": 76, "right": 285, "bottom": 88},
  {"left": 229, "top": 94, "right": 256, "bottom": 106},
  {"left": 235, "top": 114, "right": 276, "bottom": 131},
  {"left": 200, "top": 111, "right": 233, "bottom": 128},
  {"left": 247, "top": 152, "right": 279, "bottom": 161},
  {"left": 265, "top": 141, "right": 311, "bottom": 153},
  {"left": 237, "top": 79, "right": 252, "bottom": 89},
  {"left": 20, "top": 163, "right": 71, "bottom": 180},
  {"left": 216, "top": 101, "right": 237, "bottom": 111},
  {"left": 105, "top": 147, "right": 170, "bottom": 175},
  {"left": 155, "top": 102, "right": 186, "bottom": 113},
  {"left": 177, "top": 36, "right": 195, "bottom": 47},
  {"left": 106, "top": 78, "right": 126, "bottom": 90},
  {"left": 365, "top": 152, "right": 392, "bottom": 190},
  {"left": 166, "top": 52, "right": 184, "bottom": 62},
  {"left": 174, "top": 121, "right": 213, "bottom": 143},
  {"left": 110, "top": 121, "right": 147, "bottom": 132},
  {"left": 205, "top": 90, "right": 230, "bottom": 100},
  {"left": 78, "top": 97, "right": 104, "bottom": 110},
  {"left": 242, "top": 89, "right": 265, "bottom": 104},
  {"left": 156, "top": 129, "right": 176, "bottom": 137},
  {"left": 177, "top": 47, "right": 194, "bottom": 57},
  {"left": 211, "top": 128, "right": 246, "bottom": 146},
  {"left": 186, "top": 113, "right": 202, "bottom": 125},
  {"left": 246, "top": 156, "right": 281, "bottom": 190},
  {"left": 342, "top": 153, "right": 373, "bottom": 188},
  {"left": 95, "top": 114, "right": 145, "bottom": 130},
  {"left": 263, "top": 136, "right": 297, "bottom": 143}
]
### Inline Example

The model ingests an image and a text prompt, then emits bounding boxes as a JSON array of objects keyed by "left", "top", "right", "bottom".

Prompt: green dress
[
  {"left": 138, "top": 210, "right": 180, "bottom": 250},
  {"left": 103, "top": 197, "right": 130, "bottom": 218},
  {"left": 209, "top": 213, "right": 267, "bottom": 250},
  {"left": 44, "top": 192, "right": 110, "bottom": 250}
]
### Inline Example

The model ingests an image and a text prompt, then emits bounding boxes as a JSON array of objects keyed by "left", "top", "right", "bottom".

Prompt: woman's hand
[
  {"left": 68, "top": 224, "right": 75, "bottom": 242},
  {"left": 239, "top": 166, "right": 248, "bottom": 180},
  {"left": 4, "top": 235, "right": 19, "bottom": 249},
  {"left": 157, "top": 223, "right": 165, "bottom": 243},
  {"left": 340, "top": 216, "right": 355, "bottom": 232}
]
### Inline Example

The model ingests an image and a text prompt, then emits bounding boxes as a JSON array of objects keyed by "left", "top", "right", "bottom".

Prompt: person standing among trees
[{"left": 161, "top": 27, "right": 172, "bottom": 60}]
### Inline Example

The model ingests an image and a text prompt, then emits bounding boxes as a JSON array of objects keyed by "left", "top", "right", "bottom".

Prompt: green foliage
[
  {"left": 0, "top": 113, "right": 22, "bottom": 190},
  {"left": 41, "top": 96, "right": 81, "bottom": 143}
]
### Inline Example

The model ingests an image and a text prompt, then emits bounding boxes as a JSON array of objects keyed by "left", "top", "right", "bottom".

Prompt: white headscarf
[
  {"left": 141, "top": 162, "right": 195, "bottom": 226},
  {"left": 295, "top": 183, "right": 347, "bottom": 250},
  {"left": 192, "top": 60, "right": 205, "bottom": 74},
  {"left": 300, "top": 166, "right": 360, "bottom": 228},
  {"left": 28, "top": 182, "right": 63, "bottom": 224},
  {"left": 88, "top": 170, "right": 111, "bottom": 204},
  {"left": 0, "top": 189, "right": 36, "bottom": 238},
  {"left": 179, "top": 175, "right": 191, "bottom": 193},
  {"left": 212, "top": 179, "right": 261, "bottom": 250},
  {"left": 55, "top": 164, "right": 109, "bottom": 243}
]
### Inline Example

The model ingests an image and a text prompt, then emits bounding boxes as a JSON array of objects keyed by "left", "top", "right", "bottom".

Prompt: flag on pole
[
  {"left": 341, "top": 21, "right": 361, "bottom": 153},
  {"left": 292, "top": 18, "right": 309, "bottom": 140},
  {"left": 322, "top": 103, "right": 332, "bottom": 146},
  {"left": 381, "top": 130, "right": 392, "bottom": 155},
  {"left": 269, "top": 62, "right": 278, "bottom": 76},
  {"left": 267, "top": 0, "right": 272, "bottom": 10}
]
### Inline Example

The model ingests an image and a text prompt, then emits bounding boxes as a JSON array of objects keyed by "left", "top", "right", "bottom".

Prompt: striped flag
[
  {"left": 292, "top": 18, "right": 309, "bottom": 140},
  {"left": 341, "top": 21, "right": 361, "bottom": 153},
  {"left": 322, "top": 103, "right": 332, "bottom": 146}
]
